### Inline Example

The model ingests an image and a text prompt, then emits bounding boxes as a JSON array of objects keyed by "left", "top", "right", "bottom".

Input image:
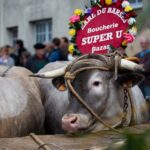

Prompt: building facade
[
  {"left": 0, "top": 0, "right": 85, "bottom": 52},
  {"left": 0, "top": 0, "right": 148, "bottom": 53}
]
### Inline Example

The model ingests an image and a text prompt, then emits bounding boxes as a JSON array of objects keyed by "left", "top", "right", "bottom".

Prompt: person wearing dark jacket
[
  {"left": 25, "top": 43, "right": 48, "bottom": 73},
  {"left": 15, "top": 39, "right": 28, "bottom": 66},
  {"left": 60, "top": 37, "right": 69, "bottom": 61},
  {"left": 48, "top": 38, "right": 62, "bottom": 62}
]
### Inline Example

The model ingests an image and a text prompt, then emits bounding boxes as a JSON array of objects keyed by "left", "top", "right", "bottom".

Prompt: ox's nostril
[
  {"left": 70, "top": 116, "right": 77, "bottom": 124},
  {"left": 62, "top": 115, "right": 79, "bottom": 125},
  {"left": 62, "top": 115, "right": 79, "bottom": 133}
]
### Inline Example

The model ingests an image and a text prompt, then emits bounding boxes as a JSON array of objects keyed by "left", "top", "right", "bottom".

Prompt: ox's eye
[{"left": 93, "top": 81, "right": 101, "bottom": 87}]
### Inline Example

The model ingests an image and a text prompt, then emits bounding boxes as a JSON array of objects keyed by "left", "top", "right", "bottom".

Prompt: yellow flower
[
  {"left": 122, "top": 40, "right": 127, "bottom": 46},
  {"left": 68, "top": 44, "right": 74, "bottom": 54},
  {"left": 132, "top": 26, "right": 137, "bottom": 32},
  {"left": 105, "top": 0, "right": 113, "bottom": 5},
  {"left": 129, "top": 26, "right": 137, "bottom": 36},
  {"left": 125, "top": 5, "right": 133, "bottom": 12},
  {"left": 74, "top": 9, "right": 83, "bottom": 16},
  {"left": 69, "top": 29, "right": 76, "bottom": 36}
]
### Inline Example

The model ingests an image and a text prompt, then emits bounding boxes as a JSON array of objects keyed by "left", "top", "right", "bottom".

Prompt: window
[
  {"left": 35, "top": 20, "right": 52, "bottom": 43},
  {"left": 129, "top": 0, "right": 143, "bottom": 9},
  {"left": 129, "top": 0, "right": 142, "bottom": 3},
  {"left": 7, "top": 27, "right": 18, "bottom": 47}
]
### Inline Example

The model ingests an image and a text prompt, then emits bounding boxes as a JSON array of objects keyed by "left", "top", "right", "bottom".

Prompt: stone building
[
  {"left": 0, "top": 0, "right": 148, "bottom": 53},
  {"left": 0, "top": 0, "right": 85, "bottom": 52}
]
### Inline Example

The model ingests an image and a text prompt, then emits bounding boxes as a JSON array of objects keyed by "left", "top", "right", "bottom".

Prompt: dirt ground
[{"left": 0, "top": 124, "right": 150, "bottom": 150}]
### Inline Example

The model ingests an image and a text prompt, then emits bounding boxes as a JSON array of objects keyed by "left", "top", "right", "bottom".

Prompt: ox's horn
[
  {"left": 120, "top": 59, "right": 145, "bottom": 72},
  {"left": 30, "top": 67, "right": 66, "bottom": 78}
]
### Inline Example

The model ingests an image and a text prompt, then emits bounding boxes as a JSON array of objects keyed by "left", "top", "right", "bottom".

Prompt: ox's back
[{"left": 0, "top": 66, "right": 45, "bottom": 137}]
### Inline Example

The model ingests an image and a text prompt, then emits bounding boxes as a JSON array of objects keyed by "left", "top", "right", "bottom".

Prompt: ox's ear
[
  {"left": 117, "top": 73, "right": 145, "bottom": 87},
  {"left": 52, "top": 77, "right": 67, "bottom": 91}
]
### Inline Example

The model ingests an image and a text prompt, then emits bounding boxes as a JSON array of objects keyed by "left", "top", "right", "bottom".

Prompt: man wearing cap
[{"left": 25, "top": 43, "right": 48, "bottom": 73}]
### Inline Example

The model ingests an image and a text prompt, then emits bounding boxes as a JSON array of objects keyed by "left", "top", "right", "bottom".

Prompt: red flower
[
  {"left": 69, "top": 15, "right": 80, "bottom": 23},
  {"left": 124, "top": 12, "right": 137, "bottom": 19},
  {"left": 115, "top": 0, "right": 124, "bottom": 7},
  {"left": 99, "top": 0, "right": 105, "bottom": 5},
  {"left": 123, "top": 33, "right": 135, "bottom": 43}
]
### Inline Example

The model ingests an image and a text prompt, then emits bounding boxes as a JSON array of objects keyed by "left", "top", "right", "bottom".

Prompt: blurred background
[{"left": 126, "top": 0, "right": 150, "bottom": 56}]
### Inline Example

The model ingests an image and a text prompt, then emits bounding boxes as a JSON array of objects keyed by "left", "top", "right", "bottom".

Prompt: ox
[
  {"left": 0, "top": 66, "right": 45, "bottom": 137},
  {"left": 33, "top": 54, "right": 148, "bottom": 134}
]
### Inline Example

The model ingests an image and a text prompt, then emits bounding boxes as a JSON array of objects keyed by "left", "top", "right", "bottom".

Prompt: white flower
[
  {"left": 128, "top": 18, "right": 136, "bottom": 25},
  {"left": 129, "top": 27, "right": 137, "bottom": 36},
  {"left": 122, "top": 1, "right": 130, "bottom": 8}
]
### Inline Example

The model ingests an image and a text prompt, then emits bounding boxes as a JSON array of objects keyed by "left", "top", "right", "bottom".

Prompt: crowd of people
[
  {"left": 0, "top": 37, "right": 74, "bottom": 73},
  {"left": 0, "top": 36, "right": 150, "bottom": 101}
]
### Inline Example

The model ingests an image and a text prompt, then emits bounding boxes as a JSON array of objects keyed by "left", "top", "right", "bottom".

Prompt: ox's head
[{"left": 31, "top": 54, "right": 145, "bottom": 134}]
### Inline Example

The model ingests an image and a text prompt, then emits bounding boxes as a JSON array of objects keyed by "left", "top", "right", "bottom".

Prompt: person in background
[
  {"left": 20, "top": 51, "right": 31, "bottom": 67},
  {"left": 48, "top": 38, "right": 62, "bottom": 62},
  {"left": 2, "top": 45, "right": 18, "bottom": 66},
  {"left": 15, "top": 39, "right": 28, "bottom": 66},
  {"left": 45, "top": 42, "right": 54, "bottom": 59},
  {"left": 60, "top": 37, "right": 69, "bottom": 61},
  {"left": 0, "top": 46, "right": 15, "bottom": 66},
  {"left": 25, "top": 43, "right": 48, "bottom": 73},
  {"left": 135, "top": 37, "right": 150, "bottom": 100}
]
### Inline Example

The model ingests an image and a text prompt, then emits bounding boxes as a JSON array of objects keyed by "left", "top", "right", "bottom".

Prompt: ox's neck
[
  {"left": 99, "top": 82, "right": 132, "bottom": 130},
  {"left": 95, "top": 85, "right": 148, "bottom": 132}
]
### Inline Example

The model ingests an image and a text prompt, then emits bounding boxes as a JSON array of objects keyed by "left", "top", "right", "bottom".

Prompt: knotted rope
[{"left": 64, "top": 54, "right": 133, "bottom": 134}]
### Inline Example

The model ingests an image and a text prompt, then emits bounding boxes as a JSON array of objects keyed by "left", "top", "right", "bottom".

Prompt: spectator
[
  {"left": 25, "top": 43, "right": 48, "bottom": 73},
  {"left": 60, "top": 37, "right": 69, "bottom": 60},
  {"left": 45, "top": 43, "right": 54, "bottom": 59},
  {"left": 0, "top": 46, "right": 15, "bottom": 66},
  {"left": 135, "top": 37, "right": 150, "bottom": 100},
  {"left": 48, "top": 38, "right": 62, "bottom": 62},
  {"left": 20, "top": 51, "right": 31, "bottom": 67},
  {"left": 9, "top": 45, "right": 18, "bottom": 66},
  {"left": 15, "top": 39, "right": 28, "bottom": 66}
]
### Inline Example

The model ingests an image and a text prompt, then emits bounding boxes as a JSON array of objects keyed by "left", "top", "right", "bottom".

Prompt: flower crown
[{"left": 68, "top": 0, "right": 137, "bottom": 55}]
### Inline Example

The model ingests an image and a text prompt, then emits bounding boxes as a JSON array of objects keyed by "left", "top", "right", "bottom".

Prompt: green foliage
[
  {"left": 108, "top": 130, "right": 150, "bottom": 150},
  {"left": 119, "top": 133, "right": 147, "bottom": 150},
  {"left": 90, "top": 0, "right": 101, "bottom": 7},
  {"left": 74, "top": 22, "right": 82, "bottom": 30},
  {"left": 109, "top": 45, "right": 116, "bottom": 52},
  {"left": 70, "top": 36, "right": 76, "bottom": 43},
  {"left": 91, "top": 0, "right": 97, "bottom": 7}
]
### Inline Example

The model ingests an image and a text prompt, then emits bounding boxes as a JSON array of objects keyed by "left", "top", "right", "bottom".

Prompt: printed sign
[
  {"left": 68, "top": 1, "right": 137, "bottom": 55},
  {"left": 76, "top": 6, "right": 128, "bottom": 54}
]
